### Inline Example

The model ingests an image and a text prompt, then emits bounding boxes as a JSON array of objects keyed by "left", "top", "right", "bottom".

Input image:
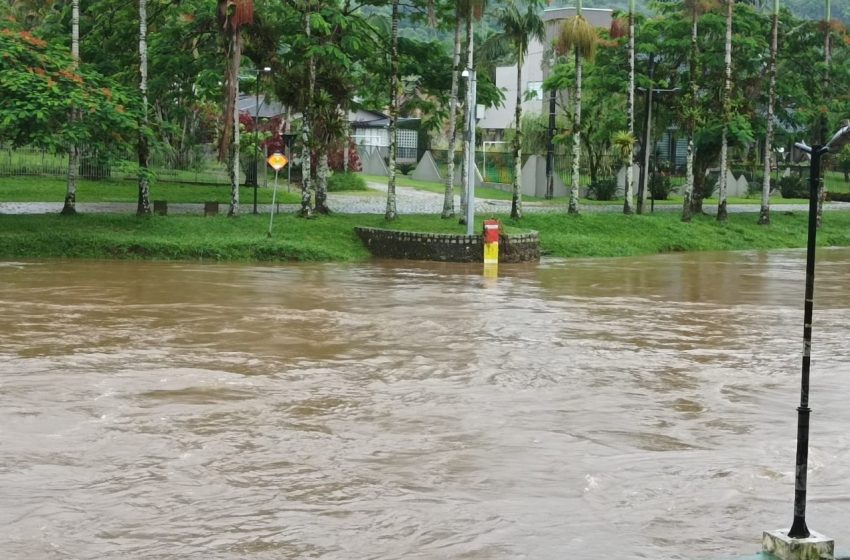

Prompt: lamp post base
[{"left": 763, "top": 529, "right": 834, "bottom": 560}]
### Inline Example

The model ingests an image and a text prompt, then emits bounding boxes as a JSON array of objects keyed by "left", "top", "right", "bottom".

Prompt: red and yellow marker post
[{"left": 483, "top": 219, "right": 500, "bottom": 277}]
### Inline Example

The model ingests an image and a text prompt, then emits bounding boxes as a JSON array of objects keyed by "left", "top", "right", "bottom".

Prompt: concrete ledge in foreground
[{"left": 763, "top": 529, "right": 834, "bottom": 560}]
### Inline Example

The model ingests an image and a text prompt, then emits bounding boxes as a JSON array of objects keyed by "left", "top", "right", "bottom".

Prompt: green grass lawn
[
  {"left": 0, "top": 176, "right": 303, "bottom": 204},
  {"left": 2, "top": 209, "right": 849, "bottom": 263}
]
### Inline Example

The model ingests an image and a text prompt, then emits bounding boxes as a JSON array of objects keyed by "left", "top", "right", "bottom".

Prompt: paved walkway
[{"left": 2, "top": 182, "right": 848, "bottom": 215}]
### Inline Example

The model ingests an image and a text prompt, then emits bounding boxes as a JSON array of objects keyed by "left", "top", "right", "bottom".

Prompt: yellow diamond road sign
[{"left": 267, "top": 153, "right": 288, "bottom": 171}]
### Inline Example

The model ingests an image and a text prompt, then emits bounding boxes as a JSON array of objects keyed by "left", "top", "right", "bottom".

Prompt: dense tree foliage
[
  {"left": 0, "top": 23, "right": 137, "bottom": 149},
  {"left": 1, "top": 0, "right": 849, "bottom": 221}
]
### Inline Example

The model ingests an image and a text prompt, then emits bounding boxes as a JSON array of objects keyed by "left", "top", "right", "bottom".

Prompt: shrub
[
  {"left": 398, "top": 162, "right": 415, "bottom": 175},
  {"left": 779, "top": 174, "right": 808, "bottom": 199},
  {"left": 587, "top": 177, "right": 618, "bottom": 200},
  {"left": 327, "top": 171, "right": 368, "bottom": 192},
  {"left": 649, "top": 173, "right": 674, "bottom": 200}
]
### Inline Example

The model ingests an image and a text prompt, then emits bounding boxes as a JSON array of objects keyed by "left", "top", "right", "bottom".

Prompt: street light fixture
[
  {"left": 252, "top": 66, "right": 271, "bottom": 214},
  {"left": 785, "top": 120, "right": 850, "bottom": 540}
]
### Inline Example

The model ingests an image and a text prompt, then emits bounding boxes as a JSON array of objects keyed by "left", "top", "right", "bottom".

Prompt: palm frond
[{"left": 555, "top": 15, "right": 597, "bottom": 60}]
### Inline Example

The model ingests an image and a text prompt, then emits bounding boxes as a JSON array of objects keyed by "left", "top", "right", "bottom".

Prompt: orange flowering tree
[{"left": 0, "top": 24, "right": 138, "bottom": 150}]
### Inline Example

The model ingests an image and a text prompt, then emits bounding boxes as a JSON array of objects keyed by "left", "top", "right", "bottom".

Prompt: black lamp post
[
  {"left": 787, "top": 120, "right": 850, "bottom": 539},
  {"left": 252, "top": 66, "right": 271, "bottom": 214}
]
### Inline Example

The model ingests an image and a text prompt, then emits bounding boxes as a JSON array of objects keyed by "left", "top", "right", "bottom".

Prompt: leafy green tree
[{"left": 0, "top": 24, "right": 138, "bottom": 187}]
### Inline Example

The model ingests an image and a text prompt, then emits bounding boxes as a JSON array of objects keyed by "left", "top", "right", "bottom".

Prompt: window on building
[{"left": 526, "top": 81, "right": 543, "bottom": 100}]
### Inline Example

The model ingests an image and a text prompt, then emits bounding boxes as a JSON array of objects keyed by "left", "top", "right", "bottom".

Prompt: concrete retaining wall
[{"left": 354, "top": 227, "right": 540, "bottom": 263}]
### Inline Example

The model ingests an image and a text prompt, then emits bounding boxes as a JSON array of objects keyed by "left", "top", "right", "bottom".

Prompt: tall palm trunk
[
  {"left": 568, "top": 48, "right": 582, "bottom": 215},
  {"left": 442, "top": 9, "right": 462, "bottom": 219},
  {"left": 759, "top": 0, "right": 778, "bottom": 225},
  {"left": 299, "top": 4, "right": 315, "bottom": 218},
  {"left": 824, "top": 0, "right": 831, "bottom": 69},
  {"left": 61, "top": 0, "right": 80, "bottom": 215},
  {"left": 567, "top": 0, "right": 583, "bottom": 215},
  {"left": 623, "top": 0, "right": 635, "bottom": 215},
  {"left": 510, "top": 57, "right": 523, "bottom": 218},
  {"left": 682, "top": 7, "right": 698, "bottom": 221},
  {"left": 717, "top": 0, "right": 733, "bottom": 222},
  {"left": 315, "top": 148, "right": 330, "bottom": 213},
  {"left": 385, "top": 0, "right": 399, "bottom": 221},
  {"left": 137, "top": 0, "right": 151, "bottom": 216},
  {"left": 817, "top": 0, "right": 831, "bottom": 228},
  {"left": 227, "top": 27, "right": 242, "bottom": 216}
]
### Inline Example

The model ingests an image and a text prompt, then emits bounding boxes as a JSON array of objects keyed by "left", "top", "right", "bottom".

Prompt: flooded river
[{"left": 1, "top": 250, "right": 849, "bottom": 559}]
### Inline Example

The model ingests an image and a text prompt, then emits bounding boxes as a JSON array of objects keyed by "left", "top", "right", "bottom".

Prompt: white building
[
  {"left": 349, "top": 108, "right": 419, "bottom": 162},
  {"left": 477, "top": 7, "right": 614, "bottom": 135}
]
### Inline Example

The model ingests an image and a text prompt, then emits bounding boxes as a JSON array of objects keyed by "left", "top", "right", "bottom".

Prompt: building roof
[
  {"left": 349, "top": 108, "right": 419, "bottom": 129},
  {"left": 237, "top": 94, "right": 286, "bottom": 119}
]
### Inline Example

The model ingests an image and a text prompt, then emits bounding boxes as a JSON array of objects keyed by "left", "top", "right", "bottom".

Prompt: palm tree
[
  {"left": 385, "top": 0, "right": 400, "bottom": 221},
  {"left": 61, "top": 0, "right": 79, "bottom": 216},
  {"left": 817, "top": 0, "right": 832, "bottom": 228},
  {"left": 442, "top": 2, "right": 462, "bottom": 219},
  {"left": 556, "top": 0, "right": 597, "bottom": 215},
  {"left": 623, "top": 0, "right": 636, "bottom": 215},
  {"left": 137, "top": 0, "right": 151, "bottom": 216},
  {"left": 217, "top": 0, "right": 254, "bottom": 217},
  {"left": 717, "top": 0, "right": 733, "bottom": 222},
  {"left": 681, "top": 0, "right": 717, "bottom": 222},
  {"left": 498, "top": 0, "right": 545, "bottom": 219},
  {"left": 759, "top": 0, "right": 779, "bottom": 225},
  {"left": 824, "top": 0, "right": 831, "bottom": 70}
]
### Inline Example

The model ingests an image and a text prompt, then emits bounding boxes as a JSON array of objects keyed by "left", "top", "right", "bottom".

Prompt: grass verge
[
  {"left": 1, "top": 209, "right": 849, "bottom": 263},
  {"left": 0, "top": 176, "right": 303, "bottom": 204}
]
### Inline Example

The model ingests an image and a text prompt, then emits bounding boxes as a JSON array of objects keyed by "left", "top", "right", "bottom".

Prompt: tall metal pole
[
  {"left": 466, "top": 70, "right": 477, "bottom": 236},
  {"left": 267, "top": 169, "right": 280, "bottom": 238},
  {"left": 787, "top": 144, "right": 825, "bottom": 539}
]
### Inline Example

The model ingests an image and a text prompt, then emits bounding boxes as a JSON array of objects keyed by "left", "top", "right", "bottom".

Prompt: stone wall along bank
[{"left": 354, "top": 227, "right": 539, "bottom": 263}]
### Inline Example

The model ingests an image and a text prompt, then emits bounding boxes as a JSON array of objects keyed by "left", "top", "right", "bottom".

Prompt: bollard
[
  {"left": 483, "top": 219, "right": 500, "bottom": 265},
  {"left": 204, "top": 201, "right": 219, "bottom": 217},
  {"left": 153, "top": 200, "right": 167, "bottom": 215}
]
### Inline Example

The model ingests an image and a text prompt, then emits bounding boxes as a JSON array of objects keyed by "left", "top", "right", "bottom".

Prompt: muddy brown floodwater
[{"left": 1, "top": 250, "right": 849, "bottom": 559}]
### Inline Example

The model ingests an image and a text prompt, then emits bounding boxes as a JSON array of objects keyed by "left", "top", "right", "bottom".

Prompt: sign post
[{"left": 266, "top": 152, "right": 288, "bottom": 238}]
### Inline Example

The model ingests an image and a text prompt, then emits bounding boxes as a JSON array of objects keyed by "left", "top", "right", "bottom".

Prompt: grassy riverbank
[{"left": 1, "top": 210, "right": 849, "bottom": 262}]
